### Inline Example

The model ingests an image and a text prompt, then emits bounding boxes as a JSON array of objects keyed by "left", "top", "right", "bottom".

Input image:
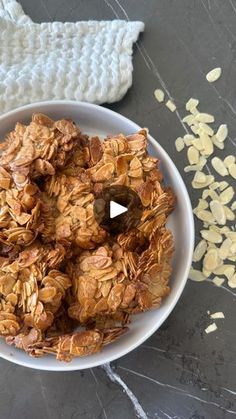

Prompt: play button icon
[
  {"left": 94, "top": 185, "right": 143, "bottom": 234},
  {"left": 110, "top": 201, "right": 128, "bottom": 218}
]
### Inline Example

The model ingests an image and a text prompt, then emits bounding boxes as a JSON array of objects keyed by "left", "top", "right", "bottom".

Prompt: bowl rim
[{"left": 0, "top": 100, "right": 194, "bottom": 371}]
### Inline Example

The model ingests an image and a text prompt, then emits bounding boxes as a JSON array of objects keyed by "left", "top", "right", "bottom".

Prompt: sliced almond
[
  {"left": 224, "top": 231, "right": 236, "bottom": 242},
  {"left": 224, "top": 155, "right": 235, "bottom": 168},
  {"left": 218, "top": 238, "right": 232, "bottom": 260},
  {"left": 186, "top": 98, "right": 199, "bottom": 111},
  {"left": 219, "top": 186, "right": 234, "bottom": 205},
  {"left": 206, "top": 67, "right": 222, "bottom": 83},
  {"left": 195, "top": 113, "right": 214, "bottom": 123},
  {"left": 189, "top": 268, "right": 206, "bottom": 282},
  {"left": 199, "top": 122, "right": 214, "bottom": 137},
  {"left": 212, "top": 276, "right": 225, "bottom": 286},
  {"left": 196, "top": 209, "right": 216, "bottom": 223},
  {"left": 205, "top": 323, "right": 217, "bottom": 334},
  {"left": 228, "top": 163, "right": 236, "bottom": 180},
  {"left": 182, "top": 115, "right": 196, "bottom": 125},
  {"left": 193, "top": 199, "right": 209, "bottom": 213},
  {"left": 175, "top": 137, "right": 185, "bottom": 152},
  {"left": 212, "top": 136, "right": 225, "bottom": 150},
  {"left": 187, "top": 146, "right": 200, "bottom": 165},
  {"left": 202, "top": 268, "right": 211, "bottom": 278},
  {"left": 190, "top": 125, "right": 200, "bottom": 135},
  {"left": 192, "top": 138, "right": 204, "bottom": 151},
  {"left": 203, "top": 248, "right": 221, "bottom": 271},
  {"left": 184, "top": 157, "right": 207, "bottom": 172},
  {"left": 200, "top": 229, "right": 222, "bottom": 243},
  {"left": 193, "top": 240, "right": 208, "bottom": 262},
  {"left": 184, "top": 134, "right": 195, "bottom": 144},
  {"left": 210, "top": 312, "right": 225, "bottom": 319},
  {"left": 203, "top": 189, "right": 219, "bottom": 200},
  {"left": 192, "top": 175, "right": 214, "bottom": 189},
  {"left": 154, "top": 89, "right": 165, "bottom": 103},
  {"left": 215, "top": 124, "right": 228, "bottom": 142},
  {"left": 193, "top": 171, "right": 207, "bottom": 183},
  {"left": 166, "top": 100, "right": 176, "bottom": 112},
  {"left": 200, "top": 133, "right": 214, "bottom": 156},
  {"left": 211, "top": 157, "right": 228, "bottom": 177},
  {"left": 224, "top": 206, "right": 235, "bottom": 221},
  {"left": 209, "top": 200, "right": 226, "bottom": 225},
  {"left": 213, "top": 265, "right": 235, "bottom": 279}
]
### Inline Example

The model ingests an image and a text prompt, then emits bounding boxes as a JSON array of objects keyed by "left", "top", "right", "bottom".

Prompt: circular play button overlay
[{"left": 94, "top": 185, "right": 143, "bottom": 234}]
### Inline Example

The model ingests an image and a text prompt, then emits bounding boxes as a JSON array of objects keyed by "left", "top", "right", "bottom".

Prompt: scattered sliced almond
[
  {"left": 192, "top": 138, "right": 204, "bottom": 151},
  {"left": 165, "top": 100, "right": 176, "bottom": 112},
  {"left": 218, "top": 238, "right": 232, "bottom": 260},
  {"left": 225, "top": 231, "right": 236, "bottom": 241},
  {"left": 193, "top": 171, "right": 207, "bottom": 183},
  {"left": 213, "top": 265, "right": 235, "bottom": 280},
  {"left": 203, "top": 268, "right": 212, "bottom": 278},
  {"left": 199, "top": 122, "right": 214, "bottom": 136},
  {"left": 209, "top": 200, "right": 226, "bottom": 225},
  {"left": 184, "top": 157, "right": 207, "bottom": 173},
  {"left": 193, "top": 240, "right": 208, "bottom": 262},
  {"left": 224, "top": 206, "right": 235, "bottom": 221},
  {"left": 195, "top": 113, "right": 214, "bottom": 123},
  {"left": 205, "top": 323, "right": 217, "bottom": 334},
  {"left": 206, "top": 67, "right": 222, "bottom": 83},
  {"left": 186, "top": 98, "right": 199, "bottom": 112},
  {"left": 175, "top": 137, "right": 185, "bottom": 152},
  {"left": 203, "top": 248, "right": 221, "bottom": 271},
  {"left": 212, "top": 276, "right": 225, "bottom": 286},
  {"left": 192, "top": 175, "right": 214, "bottom": 189},
  {"left": 228, "top": 163, "right": 236, "bottom": 180},
  {"left": 211, "top": 157, "right": 228, "bottom": 177},
  {"left": 212, "top": 136, "right": 225, "bottom": 150},
  {"left": 190, "top": 125, "right": 200, "bottom": 135},
  {"left": 210, "top": 312, "right": 225, "bottom": 319},
  {"left": 200, "top": 133, "right": 214, "bottom": 156},
  {"left": 196, "top": 209, "right": 216, "bottom": 223},
  {"left": 203, "top": 189, "right": 218, "bottom": 200},
  {"left": 224, "top": 155, "right": 235, "bottom": 168},
  {"left": 219, "top": 186, "right": 234, "bottom": 205},
  {"left": 154, "top": 89, "right": 165, "bottom": 103},
  {"left": 193, "top": 199, "right": 209, "bottom": 213},
  {"left": 215, "top": 124, "right": 228, "bottom": 142},
  {"left": 187, "top": 146, "right": 199, "bottom": 165},
  {"left": 189, "top": 268, "right": 206, "bottom": 282},
  {"left": 201, "top": 230, "right": 222, "bottom": 244},
  {"left": 182, "top": 115, "right": 196, "bottom": 125}
]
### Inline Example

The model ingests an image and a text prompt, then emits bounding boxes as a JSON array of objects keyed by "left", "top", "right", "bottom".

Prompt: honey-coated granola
[{"left": 0, "top": 113, "right": 175, "bottom": 361}]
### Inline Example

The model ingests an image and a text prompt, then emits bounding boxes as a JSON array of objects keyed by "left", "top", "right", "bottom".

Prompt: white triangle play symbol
[{"left": 110, "top": 200, "right": 128, "bottom": 219}]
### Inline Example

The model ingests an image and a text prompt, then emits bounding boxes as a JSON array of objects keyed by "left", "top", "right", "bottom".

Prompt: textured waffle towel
[{"left": 0, "top": 0, "right": 144, "bottom": 113}]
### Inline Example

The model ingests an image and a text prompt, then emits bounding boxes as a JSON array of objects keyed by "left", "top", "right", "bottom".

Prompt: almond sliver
[{"left": 206, "top": 67, "right": 222, "bottom": 83}]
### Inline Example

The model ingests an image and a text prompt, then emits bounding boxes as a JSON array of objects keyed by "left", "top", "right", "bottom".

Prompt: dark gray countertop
[{"left": 1, "top": 1, "right": 236, "bottom": 418}]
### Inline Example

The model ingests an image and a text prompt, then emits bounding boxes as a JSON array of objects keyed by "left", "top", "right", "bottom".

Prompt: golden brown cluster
[{"left": 0, "top": 114, "right": 175, "bottom": 362}]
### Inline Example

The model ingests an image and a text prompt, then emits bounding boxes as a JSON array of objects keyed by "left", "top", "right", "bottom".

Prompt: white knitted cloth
[{"left": 0, "top": 0, "right": 144, "bottom": 113}]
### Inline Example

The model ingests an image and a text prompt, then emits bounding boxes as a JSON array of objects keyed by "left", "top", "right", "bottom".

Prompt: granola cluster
[{"left": 0, "top": 114, "right": 175, "bottom": 361}]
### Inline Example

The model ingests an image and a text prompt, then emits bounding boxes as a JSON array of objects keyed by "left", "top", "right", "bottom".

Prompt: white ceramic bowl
[{"left": 0, "top": 101, "right": 194, "bottom": 371}]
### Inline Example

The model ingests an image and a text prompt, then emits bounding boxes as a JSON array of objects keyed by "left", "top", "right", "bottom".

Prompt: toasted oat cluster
[{"left": 0, "top": 113, "right": 175, "bottom": 361}]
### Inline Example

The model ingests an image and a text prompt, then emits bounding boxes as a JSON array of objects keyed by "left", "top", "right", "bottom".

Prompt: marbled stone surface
[{"left": 1, "top": 1, "right": 236, "bottom": 418}]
